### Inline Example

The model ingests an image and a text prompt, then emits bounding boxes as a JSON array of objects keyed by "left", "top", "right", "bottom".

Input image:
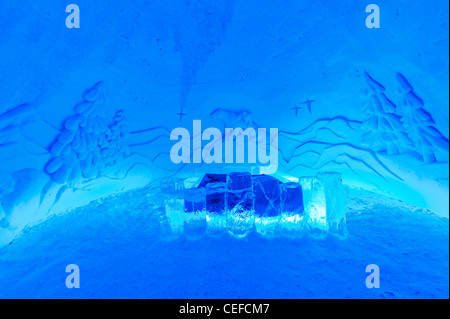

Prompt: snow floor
[{"left": 0, "top": 187, "right": 448, "bottom": 299}]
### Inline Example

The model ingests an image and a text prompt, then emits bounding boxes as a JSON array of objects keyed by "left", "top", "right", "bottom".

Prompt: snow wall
[{"left": 0, "top": 0, "right": 448, "bottom": 246}]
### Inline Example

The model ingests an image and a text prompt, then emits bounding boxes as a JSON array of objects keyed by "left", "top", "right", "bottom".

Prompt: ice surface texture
[
  {"left": 361, "top": 72, "right": 412, "bottom": 155},
  {"left": 0, "top": 75, "right": 448, "bottom": 248},
  {"left": 161, "top": 178, "right": 185, "bottom": 239},
  {"left": 1, "top": 186, "right": 447, "bottom": 299},
  {"left": 45, "top": 82, "right": 129, "bottom": 184},
  {"left": 300, "top": 176, "right": 328, "bottom": 237},
  {"left": 317, "top": 172, "right": 347, "bottom": 236},
  {"left": 205, "top": 182, "right": 227, "bottom": 237},
  {"left": 361, "top": 72, "right": 448, "bottom": 162},
  {"left": 0, "top": 83, "right": 135, "bottom": 246},
  {"left": 395, "top": 73, "right": 449, "bottom": 163}
]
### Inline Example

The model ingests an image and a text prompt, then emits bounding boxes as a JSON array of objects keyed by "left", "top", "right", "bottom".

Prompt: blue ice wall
[{"left": 0, "top": 0, "right": 448, "bottom": 245}]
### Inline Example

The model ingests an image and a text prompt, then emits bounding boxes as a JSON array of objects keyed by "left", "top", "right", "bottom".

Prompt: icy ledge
[{"left": 0, "top": 168, "right": 151, "bottom": 247}]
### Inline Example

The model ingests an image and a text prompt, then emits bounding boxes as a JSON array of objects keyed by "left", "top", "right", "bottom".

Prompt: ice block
[
  {"left": 205, "top": 182, "right": 227, "bottom": 237},
  {"left": 299, "top": 176, "right": 328, "bottom": 238},
  {"left": 226, "top": 172, "right": 255, "bottom": 238},
  {"left": 183, "top": 187, "right": 207, "bottom": 240},
  {"left": 253, "top": 175, "right": 281, "bottom": 238},
  {"left": 280, "top": 182, "right": 304, "bottom": 238},
  {"left": 161, "top": 178, "right": 185, "bottom": 239},
  {"left": 317, "top": 172, "right": 347, "bottom": 237}
]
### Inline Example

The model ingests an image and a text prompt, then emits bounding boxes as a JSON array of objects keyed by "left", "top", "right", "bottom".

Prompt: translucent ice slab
[
  {"left": 205, "top": 182, "right": 227, "bottom": 237},
  {"left": 280, "top": 182, "right": 304, "bottom": 238},
  {"left": 300, "top": 172, "right": 347, "bottom": 238},
  {"left": 161, "top": 178, "right": 185, "bottom": 195},
  {"left": 226, "top": 172, "right": 255, "bottom": 238},
  {"left": 300, "top": 176, "right": 328, "bottom": 238},
  {"left": 161, "top": 178, "right": 185, "bottom": 239},
  {"left": 253, "top": 175, "right": 281, "bottom": 238},
  {"left": 317, "top": 172, "right": 347, "bottom": 237},
  {"left": 157, "top": 171, "right": 347, "bottom": 240},
  {"left": 183, "top": 187, "right": 207, "bottom": 240}
]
